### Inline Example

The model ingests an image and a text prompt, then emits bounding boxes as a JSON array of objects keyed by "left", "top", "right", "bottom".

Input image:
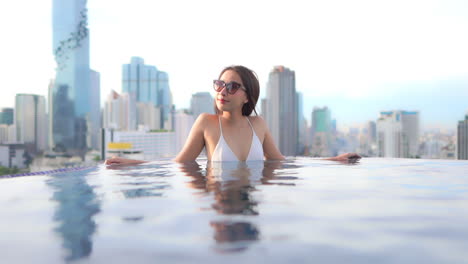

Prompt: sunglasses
[{"left": 213, "top": 80, "right": 246, "bottom": 95}]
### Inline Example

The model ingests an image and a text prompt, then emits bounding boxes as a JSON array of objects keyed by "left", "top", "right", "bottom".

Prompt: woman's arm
[
  {"left": 256, "top": 116, "right": 359, "bottom": 162},
  {"left": 105, "top": 156, "right": 146, "bottom": 165},
  {"left": 255, "top": 116, "right": 285, "bottom": 160},
  {"left": 263, "top": 130, "right": 285, "bottom": 160},
  {"left": 325, "top": 153, "right": 361, "bottom": 162},
  {"left": 174, "top": 113, "right": 208, "bottom": 162},
  {"left": 106, "top": 114, "right": 208, "bottom": 165}
]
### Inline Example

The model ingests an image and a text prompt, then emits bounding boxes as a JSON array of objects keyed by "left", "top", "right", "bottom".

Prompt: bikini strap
[
  {"left": 218, "top": 115, "right": 223, "bottom": 136},
  {"left": 246, "top": 117, "right": 254, "bottom": 131}
]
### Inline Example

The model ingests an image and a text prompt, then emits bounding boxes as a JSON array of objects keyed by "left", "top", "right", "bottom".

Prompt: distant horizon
[{"left": 0, "top": 68, "right": 466, "bottom": 133}]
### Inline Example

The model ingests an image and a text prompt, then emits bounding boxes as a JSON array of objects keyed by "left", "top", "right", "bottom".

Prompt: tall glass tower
[
  {"left": 122, "top": 57, "right": 172, "bottom": 129},
  {"left": 311, "top": 107, "right": 332, "bottom": 157},
  {"left": 264, "top": 66, "right": 298, "bottom": 156},
  {"left": 51, "top": 0, "right": 91, "bottom": 155}
]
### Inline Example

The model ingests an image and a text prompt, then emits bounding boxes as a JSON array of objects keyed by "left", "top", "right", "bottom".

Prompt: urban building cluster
[{"left": 0, "top": 0, "right": 467, "bottom": 172}]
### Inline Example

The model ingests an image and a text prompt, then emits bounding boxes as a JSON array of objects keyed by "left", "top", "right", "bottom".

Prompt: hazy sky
[{"left": 1, "top": 0, "right": 467, "bottom": 131}]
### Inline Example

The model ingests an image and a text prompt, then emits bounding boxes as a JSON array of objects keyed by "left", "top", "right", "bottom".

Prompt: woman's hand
[
  {"left": 105, "top": 156, "right": 145, "bottom": 166},
  {"left": 327, "top": 153, "right": 361, "bottom": 162}
]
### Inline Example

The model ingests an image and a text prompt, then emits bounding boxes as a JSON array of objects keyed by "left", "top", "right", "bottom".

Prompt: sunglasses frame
[{"left": 213, "top": 80, "right": 246, "bottom": 95}]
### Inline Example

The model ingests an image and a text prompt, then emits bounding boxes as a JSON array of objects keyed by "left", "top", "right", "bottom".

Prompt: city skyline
[{"left": 1, "top": 0, "right": 467, "bottom": 131}]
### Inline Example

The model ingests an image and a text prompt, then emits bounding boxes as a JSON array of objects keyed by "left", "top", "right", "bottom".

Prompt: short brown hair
[{"left": 214, "top": 65, "right": 260, "bottom": 116}]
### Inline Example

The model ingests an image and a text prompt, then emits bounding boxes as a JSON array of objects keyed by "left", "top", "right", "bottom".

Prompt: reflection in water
[
  {"left": 46, "top": 168, "right": 100, "bottom": 262},
  {"left": 106, "top": 163, "right": 174, "bottom": 224},
  {"left": 180, "top": 160, "right": 296, "bottom": 252},
  {"left": 210, "top": 221, "right": 260, "bottom": 253},
  {"left": 122, "top": 216, "right": 144, "bottom": 222},
  {"left": 121, "top": 186, "right": 166, "bottom": 199},
  {"left": 107, "top": 164, "right": 173, "bottom": 199}
]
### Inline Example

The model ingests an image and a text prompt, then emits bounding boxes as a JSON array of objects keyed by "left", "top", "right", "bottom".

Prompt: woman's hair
[{"left": 214, "top": 65, "right": 259, "bottom": 116}]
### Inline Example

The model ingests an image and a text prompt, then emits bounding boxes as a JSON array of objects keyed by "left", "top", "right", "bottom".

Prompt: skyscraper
[
  {"left": 15, "top": 94, "right": 47, "bottom": 153},
  {"left": 174, "top": 110, "right": 195, "bottom": 153},
  {"left": 311, "top": 107, "right": 332, "bottom": 156},
  {"left": 190, "top": 92, "right": 214, "bottom": 120},
  {"left": 89, "top": 70, "right": 101, "bottom": 150},
  {"left": 157, "top": 71, "right": 173, "bottom": 130},
  {"left": 359, "top": 121, "right": 377, "bottom": 156},
  {"left": 264, "top": 66, "right": 298, "bottom": 156},
  {"left": 377, "top": 110, "right": 420, "bottom": 158},
  {"left": 457, "top": 111, "right": 468, "bottom": 160},
  {"left": 367, "top": 121, "right": 377, "bottom": 143},
  {"left": 296, "top": 92, "right": 308, "bottom": 155},
  {"left": 122, "top": 57, "right": 158, "bottom": 105},
  {"left": 122, "top": 57, "right": 173, "bottom": 130},
  {"left": 136, "top": 102, "right": 161, "bottom": 131},
  {"left": 260, "top": 98, "right": 268, "bottom": 118},
  {"left": 103, "top": 90, "right": 137, "bottom": 131},
  {"left": 51, "top": 0, "right": 91, "bottom": 155},
  {"left": 0, "top": 108, "right": 14, "bottom": 125}
]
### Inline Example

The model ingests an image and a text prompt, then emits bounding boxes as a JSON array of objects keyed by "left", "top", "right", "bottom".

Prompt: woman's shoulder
[
  {"left": 197, "top": 113, "right": 218, "bottom": 122},
  {"left": 247, "top": 115, "right": 267, "bottom": 126},
  {"left": 194, "top": 113, "right": 219, "bottom": 128},
  {"left": 247, "top": 115, "right": 268, "bottom": 135}
]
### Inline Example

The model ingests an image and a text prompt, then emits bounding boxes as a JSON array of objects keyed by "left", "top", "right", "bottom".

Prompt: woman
[{"left": 105, "top": 65, "right": 360, "bottom": 165}]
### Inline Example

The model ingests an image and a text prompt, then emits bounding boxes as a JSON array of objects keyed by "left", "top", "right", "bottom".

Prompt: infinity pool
[{"left": 1, "top": 157, "right": 468, "bottom": 263}]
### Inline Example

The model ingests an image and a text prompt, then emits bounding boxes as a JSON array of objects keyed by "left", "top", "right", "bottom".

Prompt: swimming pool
[{"left": 1, "top": 157, "right": 468, "bottom": 263}]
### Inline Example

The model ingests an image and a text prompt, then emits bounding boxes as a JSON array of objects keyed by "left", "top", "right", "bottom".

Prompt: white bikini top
[{"left": 211, "top": 116, "right": 264, "bottom": 162}]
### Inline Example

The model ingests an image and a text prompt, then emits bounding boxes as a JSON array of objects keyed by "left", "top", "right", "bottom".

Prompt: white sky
[{"left": 1, "top": 0, "right": 467, "bottom": 130}]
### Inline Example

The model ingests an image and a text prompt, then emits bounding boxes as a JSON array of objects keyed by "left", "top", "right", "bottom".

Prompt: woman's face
[{"left": 215, "top": 70, "right": 248, "bottom": 114}]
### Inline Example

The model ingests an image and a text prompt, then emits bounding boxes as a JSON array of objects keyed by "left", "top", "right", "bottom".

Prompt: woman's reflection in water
[{"left": 180, "top": 160, "right": 290, "bottom": 252}]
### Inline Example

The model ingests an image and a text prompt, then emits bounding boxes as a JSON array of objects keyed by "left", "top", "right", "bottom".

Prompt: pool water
[{"left": 1, "top": 157, "right": 468, "bottom": 263}]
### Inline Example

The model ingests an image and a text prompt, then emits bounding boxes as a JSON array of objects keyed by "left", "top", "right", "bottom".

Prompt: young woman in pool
[{"left": 105, "top": 65, "right": 360, "bottom": 165}]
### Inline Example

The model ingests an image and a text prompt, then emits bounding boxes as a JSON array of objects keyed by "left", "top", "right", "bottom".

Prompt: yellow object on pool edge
[{"left": 107, "top": 142, "right": 133, "bottom": 150}]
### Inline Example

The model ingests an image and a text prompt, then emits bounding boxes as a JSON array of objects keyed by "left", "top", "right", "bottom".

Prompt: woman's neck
[{"left": 221, "top": 111, "right": 245, "bottom": 124}]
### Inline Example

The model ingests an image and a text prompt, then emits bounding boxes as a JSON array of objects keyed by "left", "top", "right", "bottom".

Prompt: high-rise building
[
  {"left": 15, "top": 94, "right": 47, "bottom": 153},
  {"left": 103, "top": 90, "right": 137, "bottom": 131},
  {"left": 260, "top": 98, "right": 268, "bottom": 118},
  {"left": 377, "top": 111, "right": 420, "bottom": 158},
  {"left": 122, "top": 57, "right": 158, "bottom": 105},
  {"left": 311, "top": 107, "right": 332, "bottom": 156},
  {"left": 0, "top": 108, "right": 14, "bottom": 125},
  {"left": 457, "top": 111, "right": 468, "bottom": 160},
  {"left": 89, "top": 70, "right": 101, "bottom": 150},
  {"left": 158, "top": 71, "right": 173, "bottom": 130},
  {"left": 122, "top": 57, "right": 173, "bottom": 129},
  {"left": 296, "top": 92, "right": 308, "bottom": 155},
  {"left": 0, "top": 125, "right": 11, "bottom": 143},
  {"left": 263, "top": 66, "right": 298, "bottom": 156},
  {"left": 190, "top": 92, "right": 214, "bottom": 120},
  {"left": 0, "top": 125, "right": 8, "bottom": 143},
  {"left": 136, "top": 102, "right": 161, "bottom": 131},
  {"left": 359, "top": 121, "right": 377, "bottom": 156},
  {"left": 174, "top": 110, "right": 195, "bottom": 153},
  {"left": 51, "top": 0, "right": 92, "bottom": 155},
  {"left": 48, "top": 80, "right": 54, "bottom": 150},
  {"left": 367, "top": 121, "right": 377, "bottom": 143},
  {"left": 401, "top": 111, "right": 420, "bottom": 157}
]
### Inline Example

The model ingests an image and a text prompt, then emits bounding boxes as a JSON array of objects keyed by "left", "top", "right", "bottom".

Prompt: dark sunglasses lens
[
  {"left": 226, "top": 82, "right": 241, "bottom": 94},
  {"left": 213, "top": 80, "right": 224, "bottom": 92}
]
